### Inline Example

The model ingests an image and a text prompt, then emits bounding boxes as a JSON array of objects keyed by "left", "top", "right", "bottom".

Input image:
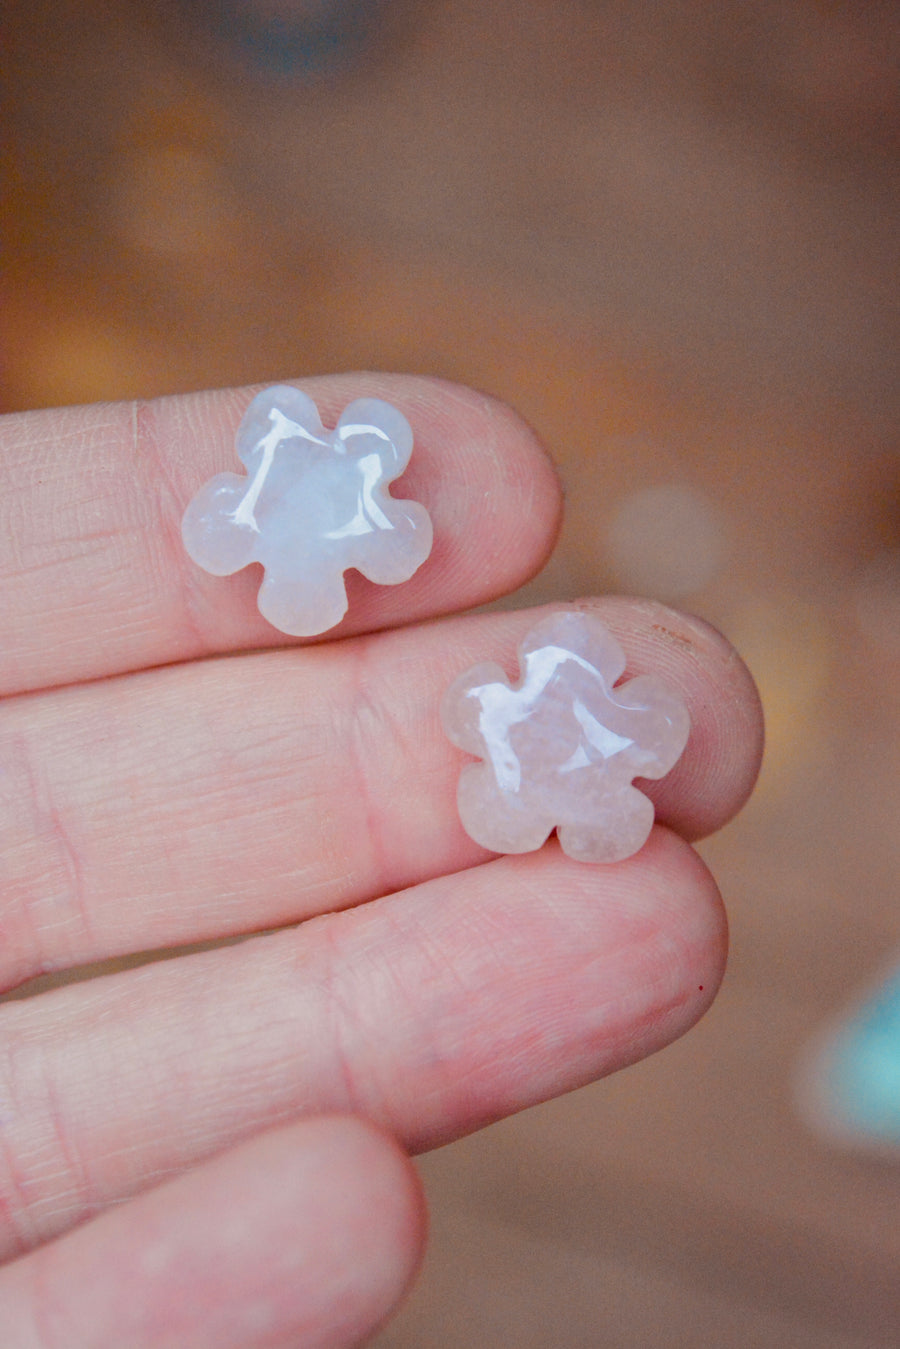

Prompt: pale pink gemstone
[
  {"left": 182, "top": 385, "right": 433, "bottom": 636},
  {"left": 441, "top": 611, "right": 690, "bottom": 864}
]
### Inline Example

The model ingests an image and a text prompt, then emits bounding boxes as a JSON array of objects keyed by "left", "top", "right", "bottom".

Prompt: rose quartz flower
[
  {"left": 442, "top": 611, "right": 689, "bottom": 863},
  {"left": 182, "top": 385, "right": 432, "bottom": 636}
]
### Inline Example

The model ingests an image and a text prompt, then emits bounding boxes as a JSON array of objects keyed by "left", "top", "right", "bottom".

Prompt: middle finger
[{"left": 0, "top": 599, "right": 760, "bottom": 991}]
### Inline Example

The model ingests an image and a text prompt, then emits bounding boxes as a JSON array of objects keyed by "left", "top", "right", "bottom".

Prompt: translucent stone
[
  {"left": 441, "top": 611, "right": 690, "bottom": 864},
  {"left": 182, "top": 385, "right": 433, "bottom": 636}
]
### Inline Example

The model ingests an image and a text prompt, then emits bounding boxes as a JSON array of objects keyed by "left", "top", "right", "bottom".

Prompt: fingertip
[
  {"left": 429, "top": 596, "right": 764, "bottom": 848},
  {"left": 230, "top": 375, "right": 564, "bottom": 639},
  {"left": 649, "top": 607, "right": 765, "bottom": 842},
  {"left": 290, "top": 373, "right": 564, "bottom": 573},
  {"left": 637, "top": 826, "right": 729, "bottom": 1037},
  {"left": 0, "top": 1115, "right": 428, "bottom": 1349},
  {"left": 309, "top": 1113, "right": 429, "bottom": 1307},
  {"left": 363, "top": 829, "right": 731, "bottom": 1153},
  {"left": 232, "top": 1114, "right": 429, "bottom": 1346},
  {"left": 569, "top": 596, "right": 765, "bottom": 840},
  {"left": 537, "top": 826, "right": 729, "bottom": 1052},
  {"left": 394, "top": 375, "right": 565, "bottom": 604}
]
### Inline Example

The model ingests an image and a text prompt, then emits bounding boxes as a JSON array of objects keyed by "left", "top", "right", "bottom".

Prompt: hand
[{"left": 0, "top": 376, "right": 763, "bottom": 1347}]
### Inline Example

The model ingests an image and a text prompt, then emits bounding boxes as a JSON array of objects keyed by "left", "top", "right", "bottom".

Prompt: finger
[
  {"left": 0, "top": 375, "right": 561, "bottom": 695},
  {"left": 0, "top": 1116, "right": 425, "bottom": 1349},
  {"left": 0, "top": 830, "right": 726, "bottom": 1258},
  {"left": 0, "top": 599, "right": 760, "bottom": 989}
]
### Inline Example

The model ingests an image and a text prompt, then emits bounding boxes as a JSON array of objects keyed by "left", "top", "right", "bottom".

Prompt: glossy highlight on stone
[
  {"left": 182, "top": 385, "right": 433, "bottom": 635},
  {"left": 441, "top": 611, "right": 690, "bottom": 863}
]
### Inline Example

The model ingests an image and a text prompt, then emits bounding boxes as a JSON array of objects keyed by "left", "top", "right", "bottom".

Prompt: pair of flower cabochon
[{"left": 182, "top": 386, "right": 690, "bottom": 864}]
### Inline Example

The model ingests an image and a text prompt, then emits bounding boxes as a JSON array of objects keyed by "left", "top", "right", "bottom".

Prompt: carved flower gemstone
[
  {"left": 441, "top": 611, "right": 690, "bottom": 863},
  {"left": 182, "top": 385, "right": 433, "bottom": 636}
]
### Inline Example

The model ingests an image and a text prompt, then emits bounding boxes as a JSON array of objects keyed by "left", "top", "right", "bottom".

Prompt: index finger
[{"left": 0, "top": 375, "right": 561, "bottom": 695}]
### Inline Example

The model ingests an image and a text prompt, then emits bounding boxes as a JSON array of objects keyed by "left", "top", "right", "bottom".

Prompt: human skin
[{"left": 0, "top": 374, "right": 763, "bottom": 1347}]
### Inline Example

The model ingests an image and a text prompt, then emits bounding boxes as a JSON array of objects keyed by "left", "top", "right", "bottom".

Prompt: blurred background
[{"left": 5, "top": 1, "right": 900, "bottom": 1343}]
